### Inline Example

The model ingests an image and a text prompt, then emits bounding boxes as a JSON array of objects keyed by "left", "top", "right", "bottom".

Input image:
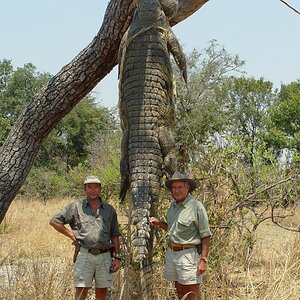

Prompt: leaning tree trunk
[
  {"left": 0, "top": 0, "right": 209, "bottom": 223},
  {"left": 0, "top": 0, "right": 135, "bottom": 223}
]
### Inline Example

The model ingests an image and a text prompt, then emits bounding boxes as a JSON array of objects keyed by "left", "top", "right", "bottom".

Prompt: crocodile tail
[
  {"left": 131, "top": 202, "right": 154, "bottom": 299},
  {"left": 130, "top": 179, "right": 160, "bottom": 299},
  {"left": 140, "top": 258, "right": 154, "bottom": 300},
  {"left": 131, "top": 196, "right": 153, "bottom": 261}
]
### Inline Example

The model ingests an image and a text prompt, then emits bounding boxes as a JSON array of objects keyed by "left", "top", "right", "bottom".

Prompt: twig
[
  {"left": 226, "top": 176, "right": 293, "bottom": 213},
  {"left": 271, "top": 206, "right": 300, "bottom": 232},
  {"left": 181, "top": 291, "right": 198, "bottom": 300},
  {"left": 280, "top": 0, "right": 300, "bottom": 15}
]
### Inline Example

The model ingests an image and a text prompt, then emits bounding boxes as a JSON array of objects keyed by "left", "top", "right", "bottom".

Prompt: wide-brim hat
[
  {"left": 165, "top": 171, "right": 197, "bottom": 192},
  {"left": 84, "top": 175, "right": 101, "bottom": 185}
]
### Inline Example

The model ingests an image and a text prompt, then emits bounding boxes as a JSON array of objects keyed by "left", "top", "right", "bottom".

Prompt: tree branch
[
  {"left": 271, "top": 205, "right": 300, "bottom": 232},
  {"left": 280, "top": 0, "right": 300, "bottom": 15},
  {"left": 226, "top": 176, "right": 294, "bottom": 213}
]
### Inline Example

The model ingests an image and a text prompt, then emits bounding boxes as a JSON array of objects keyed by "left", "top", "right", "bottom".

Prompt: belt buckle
[
  {"left": 170, "top": 244, "right": 182, "bottom": 251},
  {"left": 174, "top": 246, "right": 183, "bottom": 251},
  {"left": 89, "top": 248, "right": 101, "bottom": 255}
]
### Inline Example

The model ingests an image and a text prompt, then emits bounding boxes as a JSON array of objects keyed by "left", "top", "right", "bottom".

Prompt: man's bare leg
[
  {"left": 175, "top": 282, "right": 200, "bottom": 300},
  {"left": 95, "top": 287, "right": 108, "bottom": 300},
  {"left": 75, "top": 287, "right": 89, "bottom": 300}
]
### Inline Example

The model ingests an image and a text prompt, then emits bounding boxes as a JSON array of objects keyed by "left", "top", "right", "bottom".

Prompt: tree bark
[
  {"left": 171, "top": 0, "right": 209, "bottom": 25},
  {"left": 0, "top": 0, "right": 209, "bottom": 223}
]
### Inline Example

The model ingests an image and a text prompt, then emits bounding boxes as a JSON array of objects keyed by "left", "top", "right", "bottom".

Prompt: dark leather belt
[
  {"left": 80, "top": 247, "right": 110, "bottom": 255},
  {"left": 169, "top": 243, "right": 197, "bottom": 252}
]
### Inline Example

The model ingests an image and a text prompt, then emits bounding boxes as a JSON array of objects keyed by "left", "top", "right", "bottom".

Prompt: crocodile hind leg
[
  {"left": 158, "top": 126, "right": 177, "bottom": 179},
  {"left": 120, "top": 128, "right": 130, "bottom": 202}
]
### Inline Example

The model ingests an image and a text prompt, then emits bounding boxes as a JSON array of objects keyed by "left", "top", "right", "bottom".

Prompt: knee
[{"left": 75, "top": 287, "right": 89, "bottom": 300}]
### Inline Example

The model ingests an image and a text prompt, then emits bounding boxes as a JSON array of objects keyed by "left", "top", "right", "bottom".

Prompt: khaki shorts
[
  {"left": 73, "top": 250, "right": 113, "bottom": 288},
  {"left": 164, "top": 247, "right": 203, "bottom": 285}
]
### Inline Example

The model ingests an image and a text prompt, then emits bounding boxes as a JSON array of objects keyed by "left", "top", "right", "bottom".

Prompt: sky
[{"left": 1, "top": 0, "right": 300, "bottom": 109}]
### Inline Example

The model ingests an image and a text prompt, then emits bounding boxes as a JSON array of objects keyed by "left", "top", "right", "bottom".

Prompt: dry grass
[
  {"left": 0, "top": 198, "right": 74, "bottom": 261},
  {"left": 0, "top": 198, "right": 299, "bottom": 300}
]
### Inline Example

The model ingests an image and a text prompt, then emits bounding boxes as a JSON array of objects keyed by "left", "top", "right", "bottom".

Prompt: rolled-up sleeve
[
  {"left": 110, "top": 209, "right": 121, "bottom": 237},
  {"left": 50, "top": 204, "right": 74, "bottom": 225},
  {"left": 197, "top": 204, "right": 212, "bottom": 239}
]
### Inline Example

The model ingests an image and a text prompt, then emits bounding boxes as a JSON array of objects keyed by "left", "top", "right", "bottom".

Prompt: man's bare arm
[
  {"left": 49, "top": 220, "right": 76, "bottom": 242},
  {"left": 150, "top": 217, "right": 168, "bottom": 231}
]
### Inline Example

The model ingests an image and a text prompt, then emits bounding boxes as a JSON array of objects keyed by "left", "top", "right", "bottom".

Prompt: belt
[
  {"left": 169, "top": 243, "right": 198, "bottom": 252},
  {"left": 80, "top": 247, "right": 110, "bottom": 255}
]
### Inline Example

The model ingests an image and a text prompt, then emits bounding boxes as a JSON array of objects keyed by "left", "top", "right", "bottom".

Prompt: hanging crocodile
[{"left": 118, "top": 0, "right": 187, "bottom": 297}]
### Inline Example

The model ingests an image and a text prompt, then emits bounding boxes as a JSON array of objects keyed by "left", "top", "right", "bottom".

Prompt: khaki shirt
[
  {"left": 51, "top": 198, "right": 120, "bottom": 249},
  {"left": 166, "top": 194, "right": 211, "bottom": 245}
]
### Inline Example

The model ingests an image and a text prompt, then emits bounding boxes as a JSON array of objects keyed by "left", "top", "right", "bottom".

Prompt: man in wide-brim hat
[{"left": 150, "top": 171, "right": 211, "bottom": 300}]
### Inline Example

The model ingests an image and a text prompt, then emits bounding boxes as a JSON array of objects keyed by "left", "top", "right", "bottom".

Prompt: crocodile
[{"left": 118, "top": 0, "right": 187, "bottom": 297}]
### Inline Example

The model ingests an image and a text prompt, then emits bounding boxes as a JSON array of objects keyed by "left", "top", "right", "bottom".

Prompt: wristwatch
[
  {"left": 200, "top": 255, "right": 208, "bottom": 263},
  {"left": 114, "top": 253, "right": 122, "bottom": 260}
]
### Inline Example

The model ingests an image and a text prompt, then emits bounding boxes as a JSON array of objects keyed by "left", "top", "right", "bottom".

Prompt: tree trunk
[{"left": 0, "top": 0, "right": 209, "bottom": 223}]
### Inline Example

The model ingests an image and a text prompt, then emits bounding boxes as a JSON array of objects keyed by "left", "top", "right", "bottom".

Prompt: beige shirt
[
  {"left": 166, "top": 194, "right": 211, "bottom": 245},
  {"left": 51, "top": 198, "right": 120, "bottom": 249}
]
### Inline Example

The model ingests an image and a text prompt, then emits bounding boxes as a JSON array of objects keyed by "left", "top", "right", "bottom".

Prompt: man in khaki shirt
[
  {"left": 50, "top": 175, "right": 121, "bottom": 300},
  {"left": 150, "top": 171, "right": 211, "bottom": 300}
]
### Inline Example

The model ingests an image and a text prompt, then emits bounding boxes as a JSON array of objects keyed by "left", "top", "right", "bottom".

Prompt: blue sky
[{"left": 1, "top": 0, "right": 300, "bottom": 108}]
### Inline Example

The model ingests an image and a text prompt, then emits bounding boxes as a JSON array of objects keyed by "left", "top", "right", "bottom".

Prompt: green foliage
[
  {"left": 266, "top": 81, "right": 300, "bottom": 156},
  {"left": 174, "top": 40, "right": 246, "bottom": 156},
  {"left": 21, "top": 166, "right": 70, "bottom": 200},
  {"left": 214, "top": 77, "right": 276, "bottom": 169},
  {"left": 35, "top": 97, "right": 117, "bottom": 169},
  {"left": 0, "top": 117, "right": 10, "bottom": 143},
  {"left": 173, "top": 42, "right": 277, "bottom": 172},
  {"left": 218, "top": 77, "right": 274, "bottom": 134},
  {"left": 21, "top": 102, "right": 121, "bottom": 198},
  {"left": 66, "top": 130, "right": 122, "bottom": 198},
  {"left": 87, "top": 130, "right": 122, "bottom": 198},
  {"left": 20, "top": 134, "right": 123, "bottom": 199},
  {"left": 66, "top": 163, "right": 90, "bottom": 197},
  {"left": 0, "top": 59, "right": 51, "bottom": 146}
]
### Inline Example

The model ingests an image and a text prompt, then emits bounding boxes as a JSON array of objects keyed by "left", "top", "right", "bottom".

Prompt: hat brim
[
  {"left": 165, "top": 178, "right": 197, "bottom": 192},
  {"left": 84, "top": 181, "right": 101, "bottom": 185}
]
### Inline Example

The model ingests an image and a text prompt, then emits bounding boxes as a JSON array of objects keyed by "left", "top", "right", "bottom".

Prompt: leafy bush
[{"left": 20, "top": 167, "right": 70, "bottom": 201}]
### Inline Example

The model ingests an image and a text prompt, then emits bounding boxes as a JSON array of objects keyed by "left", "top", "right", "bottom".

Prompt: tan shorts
[
  {"left": 164, "top": 247, "right": 203, "bottom": 285},
  {"left": 73, "top": 250, "right": 113, "bottom": 288}
]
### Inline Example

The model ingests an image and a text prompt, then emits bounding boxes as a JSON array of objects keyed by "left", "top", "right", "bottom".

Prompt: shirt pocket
[
  {"left": 177, "top": 217, "right": 193, "bottom": 227},
  {"left": 177, "top": 216, "right": 194, "bottom": 236},
  {"left": 176, "top": 214, "right": 195, "bottom": 240}
]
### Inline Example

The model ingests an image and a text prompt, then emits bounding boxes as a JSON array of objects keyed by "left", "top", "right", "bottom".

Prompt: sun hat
[
  {"left": 165, "top": 171, "right": 197, "bottom": 192},
  {"left": 83, "top": 175, "right": 101, "bottom": 185}
]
